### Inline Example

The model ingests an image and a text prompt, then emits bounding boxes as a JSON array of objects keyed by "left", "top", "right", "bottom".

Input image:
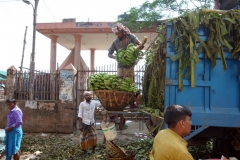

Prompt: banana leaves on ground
[{"left": 19, "top": 134, "right": 215, "bottom": 160}]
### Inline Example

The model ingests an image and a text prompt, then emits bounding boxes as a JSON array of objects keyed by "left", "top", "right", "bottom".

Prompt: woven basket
[
  {"left": 107, "top": 150, "right": 136, "bottom": 160},
  {"left": 106, "top": 141, "right": 126, "bottom": 158},
  {"left": 101, "top": 122, "right": 117, "bottom": 141},
  {"left": 94, "top": 90, "right": 136, "bottom": 111}
]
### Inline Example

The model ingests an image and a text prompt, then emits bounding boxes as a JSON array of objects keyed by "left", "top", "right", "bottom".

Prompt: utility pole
[
  {"left": 20, "top": 26, "right": 28, "bottom": 74},
  {"left": 23, "top": 0, "right": 39, "bottom": 100}
]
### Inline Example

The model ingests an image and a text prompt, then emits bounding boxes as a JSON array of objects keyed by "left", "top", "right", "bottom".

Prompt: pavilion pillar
[{"left": 50, "top": 35, "right": 58, "bottom": 72}]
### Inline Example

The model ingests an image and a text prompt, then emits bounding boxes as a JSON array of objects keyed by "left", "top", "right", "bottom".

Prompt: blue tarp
[{"left": 0, "top": 129, "right": 5, "bottom": 154}]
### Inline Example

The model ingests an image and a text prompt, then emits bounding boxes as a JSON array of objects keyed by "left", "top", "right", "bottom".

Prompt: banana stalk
[{"left": 189, "top": 36, "right": 195, "bottom": 88}]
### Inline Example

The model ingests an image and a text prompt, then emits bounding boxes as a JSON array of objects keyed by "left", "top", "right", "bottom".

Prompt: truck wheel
[
  {"left": 235, "top": 151, "right": 240, "bottom": 159},
  {"left": 213, "top": 139, "right": 222, "bottom": 157},
  {"left": 213, "top": 139, "right": 235, "bottom": 158}
]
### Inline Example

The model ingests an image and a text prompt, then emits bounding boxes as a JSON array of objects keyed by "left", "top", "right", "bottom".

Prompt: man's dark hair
[
  {"left": 164, "top": 104, "right": 192, "bottom": 128},
  {"left": 6, "top": 98, "right": 16, "bottom": 103}
]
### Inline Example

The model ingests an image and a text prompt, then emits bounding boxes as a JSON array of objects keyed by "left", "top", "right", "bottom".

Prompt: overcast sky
[{"left": 0, "top": 0, "right": 148, "bottom": 71}]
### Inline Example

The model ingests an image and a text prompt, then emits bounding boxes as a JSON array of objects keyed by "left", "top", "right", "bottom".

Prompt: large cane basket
[
  {"left": 94, "top": 90, "right": 135, "bottom": 111},
  {"left": 106, "top": 141, "right": 136, "bottom": 160}
]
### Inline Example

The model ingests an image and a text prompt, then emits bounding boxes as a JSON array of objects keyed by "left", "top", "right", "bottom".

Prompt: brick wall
[{"left": 0, "top": 100, "right": 74, "bottom": 133}]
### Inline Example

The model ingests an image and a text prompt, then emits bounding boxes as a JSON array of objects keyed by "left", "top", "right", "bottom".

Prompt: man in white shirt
[{"left": 78, "top": 91, "right": 101, "bottom": 156}]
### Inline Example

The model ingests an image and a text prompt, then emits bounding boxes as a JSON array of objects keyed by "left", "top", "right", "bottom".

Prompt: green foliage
[
  {"left": 115, "top": 139, "right": 153, "bottom": 160},
  {"left": 142, "top": 25, "right": 167, "bottom": 112},
  {"left": 118, "top": 0, "right": 213, "bottom": 31},
  {"left": 188, "top": 140, "right": 215, "bottom": 160}
]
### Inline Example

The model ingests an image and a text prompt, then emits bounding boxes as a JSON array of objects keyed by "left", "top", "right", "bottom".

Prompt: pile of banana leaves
[
  {"left": 20, "top": 134, "right": 153, "bottom": 160},
  {"left": 20, "top": 134, "right": 214, "bottom": 160},
  {"left": 168, "top": 9, "right": 240, "bottom": 90},
  {"left": 142, "top": 25, "right": 167, "bottom": 114},
  {"left": 142, "top": 9, "right": 240, "bottom": 116}
]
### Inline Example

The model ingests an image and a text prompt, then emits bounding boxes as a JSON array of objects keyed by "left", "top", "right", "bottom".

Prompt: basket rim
[{"left": 94, "top": 90, "right": 135, "bottom": 94}]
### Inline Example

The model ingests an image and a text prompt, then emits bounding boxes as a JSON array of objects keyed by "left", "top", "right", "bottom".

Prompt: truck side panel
[{"left": 165, "top": 23, "right": 240, "bottom": 128}]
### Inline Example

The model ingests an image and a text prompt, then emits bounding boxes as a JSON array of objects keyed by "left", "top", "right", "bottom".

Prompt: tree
[{"left": 118, "top": 0, "right": 213, "bottom": 31}]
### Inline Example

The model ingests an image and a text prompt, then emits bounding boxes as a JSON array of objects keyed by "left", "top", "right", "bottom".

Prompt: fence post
[
  {"left": 6, "top": 66, "right": 17, "bottom": 99},
  {"left": 50, "top": 72, "right": 56, "bottom": 100}
]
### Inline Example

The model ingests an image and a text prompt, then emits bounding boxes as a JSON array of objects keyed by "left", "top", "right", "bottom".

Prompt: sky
[{"left": 0, "top": 0, "right": 148, "bottom": 71}]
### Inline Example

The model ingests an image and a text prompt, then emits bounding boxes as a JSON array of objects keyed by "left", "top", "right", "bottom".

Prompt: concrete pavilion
[{"left": 36, "top": 18, "right": 158, "bottom": 72}]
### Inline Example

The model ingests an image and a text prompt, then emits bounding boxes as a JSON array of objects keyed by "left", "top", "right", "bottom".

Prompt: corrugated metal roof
[{"left": 0, "top": 71, "right": 6, "bottom": 80}]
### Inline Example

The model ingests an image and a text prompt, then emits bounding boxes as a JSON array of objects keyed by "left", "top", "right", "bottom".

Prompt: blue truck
[
  {"left": 164, "top": 23, "right": 240, "bottom": 154},
  {"left": 166, "top": 22, "right": 240, "bottom": 155},
  {"left": 146, "top": 21, "right": 240, "bottom": 157}
]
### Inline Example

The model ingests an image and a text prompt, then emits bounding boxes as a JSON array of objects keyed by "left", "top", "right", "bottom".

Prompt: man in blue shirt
[{"left": 108, "top": 23, "right": 144, "bottom": 82}]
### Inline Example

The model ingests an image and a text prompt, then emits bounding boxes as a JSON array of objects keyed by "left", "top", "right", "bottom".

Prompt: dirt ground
[
  {"left": 0, "top": 120, "right": 151, "bottom": 160},
  {"left": 0, "top": 119, "right": 219, "bottom": 160}
]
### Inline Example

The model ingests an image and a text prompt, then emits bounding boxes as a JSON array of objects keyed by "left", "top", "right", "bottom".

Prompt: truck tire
[
  {"left": 213, "top": 139, "right": 235, "bottom": 158},
  {"left": 235, "top": 151, "right": 240, "bottom": 159},
  {"left": 213, "top": 139, "right": 223, "bottom": 157}
]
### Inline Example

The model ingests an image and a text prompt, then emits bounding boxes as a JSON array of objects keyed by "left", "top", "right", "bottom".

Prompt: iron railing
[{"left": 13, "top": 63, "right": 146, "bottom": 101}]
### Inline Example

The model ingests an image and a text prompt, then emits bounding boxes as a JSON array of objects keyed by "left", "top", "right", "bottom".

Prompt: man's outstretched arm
[{"left": 108, "top": 52, "right": 116, "bottom": 59}]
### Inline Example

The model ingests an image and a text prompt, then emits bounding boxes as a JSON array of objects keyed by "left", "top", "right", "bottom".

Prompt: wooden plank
[
  {"left": 119, "top": 114, "right": 124, "bottom": 130},
  {"left": 19, "top": 71, "right": 22, "bottom": 100},
  {"left": 40, "top": 71, "right": 43, "bottom": 100},
  {"left": 56, "top": 73, "right": 59, "bottom": 100},
  {"left": 25, "top": 71, "right": 28, "bottom": 100},
  {"left": 47, "top": 71, "right": 49, "bottom": 100},
  {"left": 45, "top": 71, "right": 47, "bottom": 100}
]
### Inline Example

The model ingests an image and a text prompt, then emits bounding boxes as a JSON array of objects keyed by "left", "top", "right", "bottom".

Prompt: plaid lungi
[
  {"left": 80, "top": 124, "right": 97, "bottom": 150},
  {"left": 117, "top": 67, "right": 135, "bottom": 82}
]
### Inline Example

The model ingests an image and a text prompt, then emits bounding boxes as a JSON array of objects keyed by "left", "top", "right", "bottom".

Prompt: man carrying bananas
[{"left": 108, "top": 23, "right": 144, "bottom": 82}]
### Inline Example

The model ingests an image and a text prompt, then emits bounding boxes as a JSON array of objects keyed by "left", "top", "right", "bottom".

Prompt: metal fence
[
  {"left": 13, "top": 63, "right": 145, "bottom": 101},
  {"left": 0, "top": 87, "right": 5, "bottom": 101},
  {"left": 14, "top": 70, "right": 59, "bottom": 100}
]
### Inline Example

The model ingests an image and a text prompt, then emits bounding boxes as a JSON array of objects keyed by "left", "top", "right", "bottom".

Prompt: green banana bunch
[
  {"left": 115, "top": 43, "right": 144, "bottom": 66},
  {"left": 88, "top": 73, "right": 137, "bottom": 93},
  {"left": 88, "top": 73, "right": 107, "bottom": 91}
]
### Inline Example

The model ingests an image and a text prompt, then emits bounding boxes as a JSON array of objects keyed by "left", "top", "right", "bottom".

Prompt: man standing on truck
[
  {"left": 214, "top": 0, "right": 240, "bottom": 10},
  {"left": 149, "top": 104, "right": 194, "bottom": 160},
  {"left": 108, "top": 23, "right": 144, "bottom": 81}
]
